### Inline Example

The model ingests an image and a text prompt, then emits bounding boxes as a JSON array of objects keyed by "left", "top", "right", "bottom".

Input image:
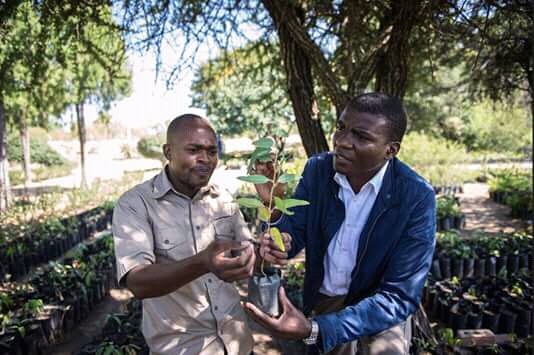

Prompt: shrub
[
  {"left": 7, "top": 128, "right": 65, "bottom": 166},
  {"left": 137, "top": 135, "right": 165, "bottom": 163}
]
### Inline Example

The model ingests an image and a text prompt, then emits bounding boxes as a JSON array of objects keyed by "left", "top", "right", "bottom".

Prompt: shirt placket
[{"left": 191, "top": 198, "right": 229, "bottom": 347}]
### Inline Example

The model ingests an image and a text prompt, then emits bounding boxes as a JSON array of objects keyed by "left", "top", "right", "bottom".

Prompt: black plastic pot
[
  {"left": 451, "top": 258, "right": 464, "bottom": 279},
  {"left": 450, "top": 305, "right": 467, "bottom": 331},
  {"left": 466, "top": 311, "right": 483, "bottom": 329},
  {"left": 482, "top": 310, "right": 500, "bottom": 333},
  {"left": 512, "top": 304, "right": 532, "bottom": 338},
  {"left": 453, "top": 215, "right": 465, "bottom": 229},
  {"left": 441, "top": 217, "right": 452, "bottom": 231},
  {"left": 438, "top": 298, "right": 450, "bottom": 324},
  {"left": 498, "top": 309, "right": 517, "bottom": 333},
  {"left": 507, "top": 254, "right": 520, "bottom": 273},
  {"left": 248, "top": 269, "right": 281, "bottom": 317},
  {"left": 497, "top": 254, "right": 508, "bottom": 274},
  {"left": 463, "top": 258, "right": 475, "bottom": 278},
  {"left": 439, "top": 256, "right": 451, "bottom": 280},
  {"left": 475, "top": 258, "right": 486, "bottom": 278},
  {"left": 519, "top": 253, "right": 529, "bottom": 270},
  {"left": 431, "top": 259, "right": 442, "bottom": 280},
  {"left": 486, "top": 256, "right": 497, "bottom": 276},
  {"left": 0, "top": 332, "right": 23, "bottom": 355}
]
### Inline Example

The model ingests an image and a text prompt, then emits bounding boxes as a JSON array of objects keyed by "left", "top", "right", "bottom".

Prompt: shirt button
[
  {"left": 196, "top": 225, "right": 201, "bottom": 230},
  {"left": 164, "top": 240, "right": 169, "bottom": 244},
  {"left": 214, "top": 306, "right": 218, "bottom": 311},
  {"left": 208, "top": 278, "right": 212, "bottom": 283}
]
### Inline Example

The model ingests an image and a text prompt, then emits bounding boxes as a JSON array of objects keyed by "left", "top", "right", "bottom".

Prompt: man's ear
[
  {"left": 386, "top": 142, "right": 400, "bottom": 160},
  {"left": 163, "top": 143, "right": 171, "bottom": 161}
]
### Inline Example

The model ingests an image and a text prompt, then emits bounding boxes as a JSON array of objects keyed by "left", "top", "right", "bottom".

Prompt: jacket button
[{"left": 164, "top": 240, "right": 169, "bottom": 244}]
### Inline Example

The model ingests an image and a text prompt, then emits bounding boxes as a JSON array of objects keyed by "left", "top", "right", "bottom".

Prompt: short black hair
[
  {"left": 346, "top": 93, "right": 407, "bottom": 142},
  {"left": 166, "top": 114, "right": 214, "bottom": 143}
]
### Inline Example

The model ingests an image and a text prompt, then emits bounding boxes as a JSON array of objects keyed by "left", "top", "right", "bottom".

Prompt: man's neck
[
  {"left": 165, "top": 167, "right": 199, "bottom": 199},
  {"left": 346, "top": 162, "right": 387, "bottom": 194}
]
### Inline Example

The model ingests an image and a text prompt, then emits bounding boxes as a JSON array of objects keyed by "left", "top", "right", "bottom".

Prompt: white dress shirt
[{"left": 320, "top": 161, "right": 389, "bottom": 296}]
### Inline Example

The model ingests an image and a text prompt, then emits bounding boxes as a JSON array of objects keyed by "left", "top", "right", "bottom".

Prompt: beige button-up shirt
[{"left": 112, "top": 168, "right": 254, "bottom": 355}]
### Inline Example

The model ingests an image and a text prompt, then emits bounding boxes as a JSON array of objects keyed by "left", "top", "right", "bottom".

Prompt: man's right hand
[
  {"left": 200, "top": 239, "right": 255, "bottom": 282},
  {"left": 258, "top": 231, "right": 291, "bottom": 265}
]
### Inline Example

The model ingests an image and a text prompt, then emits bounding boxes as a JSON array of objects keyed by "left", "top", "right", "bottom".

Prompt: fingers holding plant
[{"left": 259, "top": 229, "right": 291, "bottom": 265}]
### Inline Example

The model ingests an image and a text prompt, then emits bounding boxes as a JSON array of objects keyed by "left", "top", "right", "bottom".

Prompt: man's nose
[
  {"left": 334, "top": 131, "right": 351, "bottom": 148},
  {"left": 198, "top": 150, "right": 209, "bottom": 162}
]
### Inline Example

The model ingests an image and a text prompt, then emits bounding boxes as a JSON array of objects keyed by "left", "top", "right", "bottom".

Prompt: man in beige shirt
[{"left": 112, "top": 114, "right": 255, "bottom": 355}]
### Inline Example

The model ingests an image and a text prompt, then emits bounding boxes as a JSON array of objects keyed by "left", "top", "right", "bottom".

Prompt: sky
[{"left": 81, "top": 52, "right": 206, "bottom": 130}]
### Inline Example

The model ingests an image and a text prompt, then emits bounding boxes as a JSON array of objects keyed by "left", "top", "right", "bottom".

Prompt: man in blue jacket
[{"left": 244, "top": 93, "right": 436, "bottom": 354}]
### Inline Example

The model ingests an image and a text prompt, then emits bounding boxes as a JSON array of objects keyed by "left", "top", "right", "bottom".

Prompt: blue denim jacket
[{"left": 278, "top": 152, "right": 436, "bottom": 353}]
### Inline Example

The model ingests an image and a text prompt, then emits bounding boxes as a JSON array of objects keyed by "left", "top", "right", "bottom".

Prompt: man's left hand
[{"left": 243, "top": 287, "right": 312, "bottom": 340}]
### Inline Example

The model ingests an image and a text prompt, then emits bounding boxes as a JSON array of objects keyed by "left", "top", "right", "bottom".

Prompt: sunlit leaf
[
  {"left": 236, "top": 197, "right": 263, "bottom": 208},
  {"left": 283, "top": 198, "right": 310, "bottom": 209},
  {"left": 253, "top": 137, "right": 274, "bottom": 149},
  {"left": 258, "top": 206, "right": 271, "bottom": 221},
  {"left": 278, "top": 173, "right": 299, "bottom": 184},
  {"left": 237, "top": 175, "right": 270, "bottom": 184},
  {"left": 270, "top": 227, "right": 285, "bottom": 252}
]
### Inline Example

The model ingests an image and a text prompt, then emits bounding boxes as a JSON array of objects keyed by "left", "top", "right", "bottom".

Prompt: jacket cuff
[{"left": 315, "top": 313, "right": 342, "bottom": 353}]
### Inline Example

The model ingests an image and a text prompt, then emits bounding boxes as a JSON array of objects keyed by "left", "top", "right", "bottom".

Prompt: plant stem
[{"left": 260, "top": 149, "right": 280, "bottom": 276}]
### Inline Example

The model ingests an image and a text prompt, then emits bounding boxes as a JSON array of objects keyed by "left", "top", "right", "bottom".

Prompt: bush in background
[
  {"left": 137, "top": 135, "right": 165, "bottom": 163},
  {"left": 7, "top": 127, "right": 66, "bottom": 166}
]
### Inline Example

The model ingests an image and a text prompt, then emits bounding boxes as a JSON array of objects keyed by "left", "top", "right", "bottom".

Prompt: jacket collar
[{"left": 327, "top": 154, "right": 398, "bottom": 209}]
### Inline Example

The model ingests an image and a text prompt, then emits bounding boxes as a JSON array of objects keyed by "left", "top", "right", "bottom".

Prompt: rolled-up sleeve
[{"left": 112, "top": 191, "right": 155, "bottom": 286}]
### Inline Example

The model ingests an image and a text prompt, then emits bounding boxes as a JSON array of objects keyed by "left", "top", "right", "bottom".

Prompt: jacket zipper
[{"left": 352, "top": 208, "right": 387, "bottom": 278}]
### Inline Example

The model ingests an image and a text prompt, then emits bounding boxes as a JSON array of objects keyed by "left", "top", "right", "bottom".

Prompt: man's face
[
  {"left": 333, "top": 108, "right": 395, "bottom": 178},
  {"left": 163, "top": 119, "right": 218, "bottom": 196}
]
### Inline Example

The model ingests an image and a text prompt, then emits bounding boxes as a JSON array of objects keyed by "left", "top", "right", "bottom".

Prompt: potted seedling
[{"left": 236, "top": 137, "right": 309, "bottom": 316}]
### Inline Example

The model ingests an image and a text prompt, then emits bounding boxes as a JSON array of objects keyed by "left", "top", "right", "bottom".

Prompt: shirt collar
[
  {"left": 152, "top": 166, "right": 219, "bottom": 200},
  {"left": 334, "top": 160, "right": 390, "bottom": 196}
]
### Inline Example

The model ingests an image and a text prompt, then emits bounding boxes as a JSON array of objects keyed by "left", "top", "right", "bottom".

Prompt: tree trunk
[
  {"left": 374, "top": 0, "right": 424, "bottom": 98},
  {"left": 0, "top": 99, "right": 12, "bottom": 211},
  {"left": 20, "top": 121, "right": 32, "bottom": 186},
  {"left": 76, "top": 102, "right": 88, "bottom": 189},
  {"left": 262, "top": 0, "right": 330, "bottom": 156}
]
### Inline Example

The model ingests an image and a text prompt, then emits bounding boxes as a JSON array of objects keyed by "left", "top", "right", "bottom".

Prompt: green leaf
[
  {"left": 251, "top": 149, "right": 271, "bottom": 162},
  {"left": 278, "top": 173, "right": 299, "bottom": 184},
  {"left": 274, "top": 196, "right": 293, "bottom": 215},
  {"left": 258, "top": 206, "right": 271, "bottom": 222},
  {"left": 270, "top": 227, "right": 285, "bottom": 252},
  {"left": 283, "top": 198, "right": 310, "bottom": 209},
  {"left": 236, "top": 197, "right": 264, "bottom": 208},
  {"left": 253, "top": 137, "right": 274, "bottom": 149},
  {"left": 237, "top": 175, "right": 270, "bottom": 184}
]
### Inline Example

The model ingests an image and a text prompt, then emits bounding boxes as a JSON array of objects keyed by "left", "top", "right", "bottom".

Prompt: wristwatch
[{"left": 303, "top": 319, "right": 319, "bottom": 345}]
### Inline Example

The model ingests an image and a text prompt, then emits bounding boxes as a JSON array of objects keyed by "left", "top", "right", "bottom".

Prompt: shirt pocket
[
  {"left": 153, "top": 225, "right": 195, "bottom": 261},
  {"left": 212, "top": 215, "right": 235, "bottom": 241}
]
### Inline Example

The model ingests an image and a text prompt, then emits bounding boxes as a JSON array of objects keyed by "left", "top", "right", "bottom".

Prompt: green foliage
[
  {"left": 137, "top": 135, "right": 165, "bottom": 162},
  {"left": 236, "top": 137, "right": 309, "bottom": 253},
  {"left": 9, "top": 162, "right": 73, "bottom": 186},
  {"left": 488, "top": 169, "right": 533, "bottom": 218},
  {"left": 399, "top": 132, "right": 476, "bottom": 186},
  {"left": 463, "top": 99, "right": 532, "bottom": 152},
  {"left": 191, "top": 42, "right": 293, "bottom": 137},
  {"left": 6, "top": 128, "right": 65, "bottom": 166},
  {"left": 436, "top": 196, "right": 461, "bottom": 218}
]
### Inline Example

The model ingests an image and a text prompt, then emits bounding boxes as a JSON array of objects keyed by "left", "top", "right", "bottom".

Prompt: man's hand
[
  {"left": 253, "top": 160, "right": 286, "bottom": 206},
  {"left": 200, "top": 239, "right": 255, "bottom": 282},
  {"left": 258, "top": 231, "right": 291, "bottom": 265},
  {"left": 244, "top": 287, "right": 312, "bottom": 340}
]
